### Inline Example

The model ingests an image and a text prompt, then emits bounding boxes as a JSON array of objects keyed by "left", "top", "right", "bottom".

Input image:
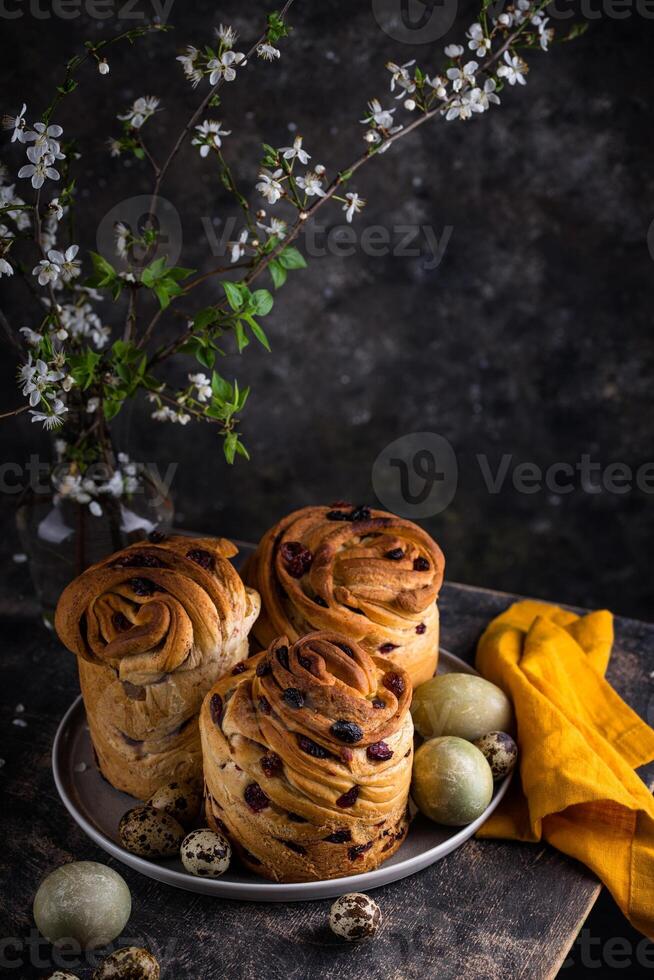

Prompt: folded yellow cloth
[{"left": 476, "top": 600, "right": 654, "bottom": 939}]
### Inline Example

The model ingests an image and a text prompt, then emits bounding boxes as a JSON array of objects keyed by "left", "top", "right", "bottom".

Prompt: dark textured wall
[{"left": 1, "top": 0, "right": 653, "bottom": 622}]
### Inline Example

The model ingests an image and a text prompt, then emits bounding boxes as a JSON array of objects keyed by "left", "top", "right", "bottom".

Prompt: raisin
[
  {"left": 335, "top": 642, "right": 355, "bottom": 658},
  {"left": 336, "top": 785, "right": 360, "bottom": 808},
  {"left": 385, "top": 548, "right": 404, "bottom": 560},
  {"left": 413, "top": 556, "right": 430, "bottom": 571},
  {"left": 283, "top": 688, "right": 304, "bottom": 709},
  {"left": 298, "top": 654, "right": 318, "bottom": 674},
  {"left": 113, "top": 553, "right": 166, "bottom": 568},
  {"left": 244, "top": 783, "right": 269, "bottom": 812},
  {"left": 313, "top": 595, "right": 328, "bottom": 607},
  {"left": 260, "top": 752, "right": 282, "bottom": 778},
  {"left": 416, "top": 622, "right": 427, "bottom": 634},
  {"left": 280, "top": 840, "right": 307, "bottom": 855},
  {"left": 258, "top": 697, "right": 271, "bottom": 715},
  {"left": 349, "top": 505, "right": 372, "bottom": 522},
  {"left": 324, "top": 829, "right": 352, "bottom": 844},
  {"left": 112, "top": 612, "right": 132, "bottom": 632},
  {"left": 231, "top": 662, "right": 247, "bottom": 675},
  {"left": 280, "top": 541, "right": 313, "bottom": 578},
  {"left": 186, "top": 548, "right": 215, "bottom": 570},
  {"left": 297, "top": 735, "right": 331, "bottom": 759},
  {"left": 276, "top": 645, "right": 289, "bottom": 669},
  {"left": 348, "top": 842, "right": 373, "bottom": 860},
  {"left": 325, "top": 510, "right": 350, "bottom": 521},
  {"left": 148, "top": 530, "right": 167, "bottom": 542},
  {"left": 372, "top": 698, "right": 386, "bottom": 710},
  {"left": 210, "top": 693, "right": 223, "bottom": 726},
  {"left": 130, "top": 577, "right": 157, "bottom": 596},
  {"left": 383, "top": 672, "right": 405, "bottom": 698},
  {"left": 379, "top": 642, "right": 399, "bottom": 654},
  {"left": 256, "top": 659, "right": 271, "bottom": 677},
  {"left": 367, "top": 741, "right": 394, "bottom": 762},
  {"left": 330, "top": 720, "right": 364, "bottom": 744}
]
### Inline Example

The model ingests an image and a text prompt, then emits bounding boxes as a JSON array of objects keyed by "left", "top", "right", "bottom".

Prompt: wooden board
[{"left": 2, "top": 581, "right": 653, "bottom": 980}]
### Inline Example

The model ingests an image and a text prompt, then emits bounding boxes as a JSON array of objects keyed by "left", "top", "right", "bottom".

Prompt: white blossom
[
  {"left": 3, "top": 103, "right": 28, "bottom": 143},
  {"left": 48, "top": 245, "right": 81, "bottom": 283},
  {"left": 257, "top": 42, "right": 280, "bottom": 61},
  {"left": 208, "top": 50, "right": 246, "bottom": 84},
  {"left": 98, "top": 59, "right": 110, "bottom": 75},
  {"left": 426, "top": 74, "right": 448, "bottom": 99},
  {"left": 192, "top": 119, "right": 231, "bottom": 157},
  {"left": 362, "top": 98, "right": 396, "bottom": 130},
  {"left": 59, "top": 302, "right": 110, "bottom": 349},
  {"left": 444, "top": 44, "right": 465, "bottom": 58},
  {"left": 497, "top": 51, "right": 528, "bottom": 86},
  {"left": 18, "top": 150, "right": 60, "bottom": 189},
  {"left": 86, "top": 396, "right": 100, "bottom": 414},
  {"left": 23, "top": 122, "right": 64, "bottom": 160},
  {"left": 296, "top": 170, "right": 326, "bottom": 198},
  {"left": 89, "top": 500, "right": 103, "bottom": 517},
  {"left": 0, "top": 257, "right": 13, "bottom": 277},
  {"left": 20, "top": 327, "right": 43, "bottom": 346},
  {"left": 33, "top": 256, "right": 60, "bottom": 286},
  {"left": 228, "top": 228, "right": 249, "bottom": 263},
  {"left": 446, "top": 60, "right": 478, "bottom": 92},
  {"left": 256, "top": 168, "right": 284, "bottom": 204},
  {"left": 189, "top": 372, "right": 212, "bottom": 402},
  {"left": 466, "top": 23, "right": 491, "bottom": 56},
  {"left": 118, "top": 96, "right": 160, "bottom": 129},
  {"left": 115, "top": 222, "right": 129, "bottom": 259},
  {"left": 19, "top": 356, "right": 64, "bottom": 406},
  {"left": 46, "top": 197, "right": 64, "bottom": 221},
  {"left": 107, "top": 138, "right": 122, "bottom": 158},
  {"left": 469, "top": 78, "right": 501, "bottom": 112},
  {"left": 279, "top": 135, "right": 310, "bottom": 164},
  {"left": 216, "top": 23, "right": 237, "bottom": 48},
  {"left": 257, "top": 215, "right": 287, "bottom": 238},
  {"left": 177, "top": 45, "right": 203, "bottom": 87},
  {"left": 30, "top": 396, "right": 68, "bottom": 429},
  {"left": 446, "top": 92, "right": 475, "bottom": 121},
  {"left": 0, "top": 184, "right": 31, "bottom": 231},
  {"left": 386, "top": 60, "right": 416, "bottom": 99},
  {"left": 343, "top": 192, "right": 365, "bottom": 223}
]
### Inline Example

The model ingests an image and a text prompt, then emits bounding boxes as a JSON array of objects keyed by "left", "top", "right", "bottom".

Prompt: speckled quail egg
[
  {"left": 45, "top": 973, "right": 81, "bottom": 979},
  {"left": 148, "top": 780, "right": 201, "bottom": 828},
  {"left": 33, "top": 862, "right": 131, "bottom": 950},
  {"left": 412, "top": 673, "right": 514, "bottom": 742},
  {"left": 119, "top": 805, "right": 185, "bottom": 858},
  {"left": 92, "top": 946, "right": 160, "bottom": 980},
  {"left": 473, "top": 731, "right": 518, "bottom": 780},
  {"left": 180, "top": 829, "right": 232, "bottom": 878},
  {"left": 329, "top": 893, "right": 382, "bottom": 941},
  {"left": 412, "top": 736, "right": 494, "bottom": 826}
]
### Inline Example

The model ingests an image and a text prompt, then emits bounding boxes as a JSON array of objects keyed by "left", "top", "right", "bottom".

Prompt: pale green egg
[
  {"left": 411, "top": 736, "right": 494, "bottom": 826},
  {"left": 33, "top": 862, "right": 131, "bottom": 950},
  {"left": 412, "top": 673, "right": 514, "bottom": 741}
]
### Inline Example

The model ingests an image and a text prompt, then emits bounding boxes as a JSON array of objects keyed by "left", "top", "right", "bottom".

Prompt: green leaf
[
  {"left": 104, "top": 398, "right": 124, "bottom": 421},
  {"left": 141, "top": 255, "right": 168, "bottom": 286},
  {"left": 269, "top": 260, "right": 287, "bottom": 289},
  {"left": 245, "top": 315, "right": 271, "bottom": 352},
  {"left": 167, "top": 265, "right": 195, "bottom": 282},
  {"left": 223, "top": 280, "right": 245, "bottom": 311},
  {"left": 223, "top": 431, "right": 238, "bottom": 465},
  {"left": 196, "top": 346, "right": 216, "bottom": 369},
  {"left": 278, "top": 246, "right": 307, "bottom": 270},
  {"left": 251, "top": 289, "right": 274, "bottom": 316},
  {"left": 234, "top": 320, "right": 249, "bottom": 353},
  {"left": 194, "top": 307, "right": 220, "bottom": 331},
  {"left": 88, "top": 251, "right": 118, "bottom": 287}
]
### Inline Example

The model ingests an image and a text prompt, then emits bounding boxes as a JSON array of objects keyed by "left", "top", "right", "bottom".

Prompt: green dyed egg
[
  {"left": 33, "top": 862, "right": 131, "bottom": 950},
  {"left": 411, "top": 736, "right": 494, "bottom": 826},
  {"left": 411, "top": 672, "right": 513, "bottom": 741}
]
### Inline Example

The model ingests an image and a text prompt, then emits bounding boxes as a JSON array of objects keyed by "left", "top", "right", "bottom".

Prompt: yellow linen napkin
[{"left": 475, "top": 600, "right": 654, "bottom": 939}]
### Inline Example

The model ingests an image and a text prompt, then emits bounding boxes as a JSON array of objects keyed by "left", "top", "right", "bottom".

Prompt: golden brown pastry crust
[
  {"left": 55, "top": 534, "right": 260, "bottom": 800},
  {"left": 243, "top": 504, "right": 445, "bottom": 687},
  {"left": 199, "top": 631, "right": 414, "bottom": 882}
]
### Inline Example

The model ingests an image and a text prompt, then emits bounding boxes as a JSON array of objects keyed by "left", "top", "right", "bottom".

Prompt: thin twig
[{"left": 0, "top": 404, "right": 29, "bottom": 420}]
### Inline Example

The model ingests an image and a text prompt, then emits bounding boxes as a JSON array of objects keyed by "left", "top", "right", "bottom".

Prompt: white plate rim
[{"left": 52, "top": 647, "right": 513, "bottom": 902}]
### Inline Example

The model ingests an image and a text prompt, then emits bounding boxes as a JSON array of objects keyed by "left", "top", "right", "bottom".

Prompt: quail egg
[
  {"left": 180, "top": 829, "right": 232, "bottom": 878},
  {"left": 473, "top": 731, "right": 518, "bottom": 780},
  {"left": 45, "top": 973, "right": 81, "bottom": 979},
  {"left": 148, "top": 780, "right": 201, "bottom": 828},
  {"left": 329, "top": 893, "right": 382, "bottom": 941},
  {"left": 33, "top": 862, "right": 131, "bottom": 950},
  {"left": 93, "top": 946, "right": 160, "bottom": 979},
  {"left": 119, "top": 805, "right": 185, "bottom": 858}
]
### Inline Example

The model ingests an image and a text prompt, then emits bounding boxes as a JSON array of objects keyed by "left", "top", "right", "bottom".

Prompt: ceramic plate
[{"left": 52, "top": 647, "right": 512, "bottom": 902}]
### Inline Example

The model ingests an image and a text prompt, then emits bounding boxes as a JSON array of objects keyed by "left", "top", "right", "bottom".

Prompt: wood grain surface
[{"left": 2, "top": 579, "right": 653, "bottom": 980}]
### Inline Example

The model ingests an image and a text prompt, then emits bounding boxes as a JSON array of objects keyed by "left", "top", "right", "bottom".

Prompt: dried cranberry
[
  {"left": 130, "top": 577, "right": 157, "bottom": 596},
  {"left": 186, "top": 548, "right": 215, "bottom": 570},
  {"left": 367, "top": 741, "right": 394, "bottom": 762},
  {"left": 297, "top": 735, "right": 331, "bottom": 759},
  {"left": 313, "top": 595, "right": 328, "bottom": 607},
  {"left": 325, "top": 509, "right": 350, "bottom": 521},
  {"left": 148, "top": 530, "right": 167, "bottom": 542},
  {"left": 256, "top": 658, "right": 271, "bottom": 677},
  {"left": 324, "top": 829, "right": 352, "bottom": 844},
  {"left": 260, "top": 752, "right": 282, "bottom": 778},
  {"left": 231, "top": 662, "right": 247, "bottom": 675},
  {"left": 340, "top": 747, "right": 354, "bottom": 764},
  {"left": 258, "top": 697, "right": 271, "bottom": 715},
  {"left": 280, "top": 840, "right": 307, "bottom": 855},
  {"left": 383, "top": 672, "right": 405, "bottom": 698},
  {"left": 276, "top": 645, "right": 289, "bottom": 669},
  {"left": 210, "top": 693, "right": 223, "bottom": 726},
  {"left": 280, "top": 541, "right": 313, "bottom": 578},
  {"left": 372, "top": 698, "right": 386, "bottom": 710},
  {"left": 283, "top": 688, "right": 304, "bottom": 709},
  {"left": 336, "top": 785, "right": 360, "bottom": 808},
  {"left": 348, "top": 842, "right": 373, "bottom": 860},
  {"left": 379, "top": 642, "right": 399, "bottom": 654},
  {"left": 413, "top": 556, "right": 430, "bottom": 571},
  {"left": 385, "top": 548, "right": 404, "bottom": 560},
  {"left": 112, "top": 612, "right": 132, "bottom": 632},
  {"left": 416, "top": 622, "right": 427, "bottom": 634},
  {"left": 244, "top": 783, "right": 269, "bottom": 813},
  {"left": 113, "top": 553, "right": 166, "bottom": 569},
  {"left": 330, "top": 720, "right": 364, "bottom": 744},
  {"left": 335, "top": 642, "right": 355, "bottom": 658}
]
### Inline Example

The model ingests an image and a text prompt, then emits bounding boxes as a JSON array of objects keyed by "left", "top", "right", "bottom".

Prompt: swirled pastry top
[
  {"left": 244, "top": 504, "right": 444, "bottom": 678},
  {"left": 55, "top": 535, "right": 259, "bottom": 684},
  {"left": 201, "top": 631, "right": 414, "bottom": 822}
]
